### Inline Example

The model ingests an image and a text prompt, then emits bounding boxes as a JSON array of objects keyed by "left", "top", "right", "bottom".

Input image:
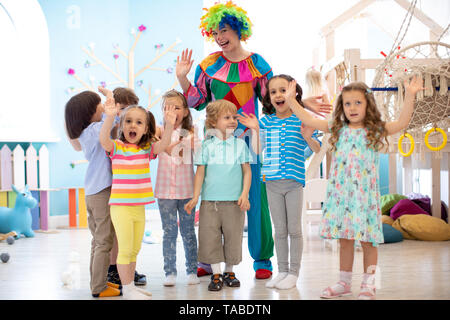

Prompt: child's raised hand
[
  {"left": 302, "top": 96, "right": 333, "bottom": 115},
  {"left": 286, "top": 80, "right": 298, "bottom": 104},
  {"left": 176, "top": 48, "right": 194, "bottom": 79},
  {"left": 104, "top": 99, "right": 119, "bottom": 117},
  {"left": 236, "top": 112, "right": 259, "bottom": 130},
  {"left": 164, "top": 105, "right": 177, "bottom": 127},
  {"left": 404, "top": 74, "right": 424, "bottom": 95},
  {"left": 98, "top": 86, "right": 113, "bottom": 98},
  {"left": 101, "top": 87, "right": 118, "bottom": 117}
]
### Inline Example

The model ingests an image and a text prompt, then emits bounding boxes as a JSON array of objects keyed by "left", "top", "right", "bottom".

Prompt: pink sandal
[
  {"left": 358, "top": 283, "right": 376, "bottom": 300},
  {"left": 320, "top": 281, "right": 352, "bottom": 299}
]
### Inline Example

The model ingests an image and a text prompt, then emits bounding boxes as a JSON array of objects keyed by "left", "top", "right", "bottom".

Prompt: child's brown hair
[
  {"left": 118, "top": 105, "right": 157, "bottom": 148},
  {"left": 262, "top": 74, "right": 304, "bottom": 115},
  {"left": 329, "top": 82, "right": 388, "bottom": 152},
  {"left": 64, "top": 91, "right": 101, "bottom": 139},
  {"left": 113, "top": 87, "right": 139, "bottom": 106}
]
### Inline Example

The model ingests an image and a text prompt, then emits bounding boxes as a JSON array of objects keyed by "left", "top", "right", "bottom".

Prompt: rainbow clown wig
[{"left": 200, "top": 1, "right": 252, "bottom": 41}]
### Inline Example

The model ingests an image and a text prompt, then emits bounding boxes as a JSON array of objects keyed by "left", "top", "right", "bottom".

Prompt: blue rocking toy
[{"left": 0, "top": 185, "right": 38, "bottom": 238}]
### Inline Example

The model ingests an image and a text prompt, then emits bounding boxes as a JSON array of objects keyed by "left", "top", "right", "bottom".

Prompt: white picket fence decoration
[
  {"left": 26, "top": 145, "right": 38, "bottom": 189},
  {"left": 0, "top": 143, "right": 51, "bottom": 231},
  {"left": 0, "top": 144, "right": 49, "bottom": 191},
  {"left": 0, "top": 145, "right": 12, "bottom": 189}
]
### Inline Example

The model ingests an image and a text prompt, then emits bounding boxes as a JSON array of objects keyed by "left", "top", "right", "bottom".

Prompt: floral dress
[{"left": 319, "top": 124, "right": 384, "bottom": 246}]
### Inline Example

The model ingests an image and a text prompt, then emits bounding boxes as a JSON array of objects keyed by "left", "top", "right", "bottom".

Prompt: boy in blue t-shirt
[{"left": 184, "top": 100, "right": 252, "bottom": 292}]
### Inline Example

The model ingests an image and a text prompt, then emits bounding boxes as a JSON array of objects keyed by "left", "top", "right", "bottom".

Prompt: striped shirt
[
  {"left": 259, "top": 114, "right": 320, "bottom": 186},
  {"left": 108, "top": 139, "right": 156, "bottom": 206}
]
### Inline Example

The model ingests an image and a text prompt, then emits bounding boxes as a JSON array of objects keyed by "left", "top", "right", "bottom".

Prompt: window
[{"left": 0, "top": 0, "right": 57, "bottom": 142}]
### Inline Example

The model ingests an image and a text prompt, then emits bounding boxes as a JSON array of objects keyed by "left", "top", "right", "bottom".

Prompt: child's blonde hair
[
  {"left": 305, "top": 69, "right": 325, "bottom": 98},
  {"left": 329, "top": 82, "right": 388, "bottom": 152},
  {"left": 118, "top": 105, "right": 157, "bottom": 148},
  {"left": 205, "top": 99, "right": 237, "bottom": 130}
]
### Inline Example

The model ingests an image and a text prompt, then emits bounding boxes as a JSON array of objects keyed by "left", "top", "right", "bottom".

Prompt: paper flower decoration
[
  {"left": 138, "top": 24, "right": 147, "bottom": 32},
  {"left": 66, "top": 87, "right": 75, "bottom": 94},
  {"left": 155, "top": 43, "right": 163, "bottom": 49},
  {"left": 113, "top": 54, "right": 119, "bottom": 60},
  {"left": 100, "top": 81, "right": 106, "bottom": 88},
  {"left": 84, "top": 60, "right": 90, "bottom": 68},
  {"left": 68, "top": 68, "right": 75, "bottom": 75},
  {"left": 166, "top": 67, "right": 173, "bottom": 74},
  {"left": 137, "top": 80, "right": 144, "bottom": 87},
  {"left": 112, "top": 43, "right": 119, "bottom": 49}
]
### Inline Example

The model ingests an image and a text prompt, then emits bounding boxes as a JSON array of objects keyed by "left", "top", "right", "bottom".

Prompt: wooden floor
[{"left": 0, "top": 212, "right": 449, "bottom": 301}]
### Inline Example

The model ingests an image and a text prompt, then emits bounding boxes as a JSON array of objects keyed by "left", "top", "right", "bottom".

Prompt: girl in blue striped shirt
[{"left": 238, "top": 74, "right": 321, "bottom": 289}]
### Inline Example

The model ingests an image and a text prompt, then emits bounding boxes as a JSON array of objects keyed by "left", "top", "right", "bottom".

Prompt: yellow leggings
[{"left": 110, "top": 205, "right": 145, "bottom": 264}]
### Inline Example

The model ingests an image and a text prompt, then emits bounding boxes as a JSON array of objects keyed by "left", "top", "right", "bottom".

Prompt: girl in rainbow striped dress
[{"left": 100, "top": 91, "right": 177, "bottom": 299}]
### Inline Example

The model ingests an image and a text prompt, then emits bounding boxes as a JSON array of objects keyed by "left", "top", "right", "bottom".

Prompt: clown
[{"left": 176, "top": 1, "right": 330, "bottom": 280}]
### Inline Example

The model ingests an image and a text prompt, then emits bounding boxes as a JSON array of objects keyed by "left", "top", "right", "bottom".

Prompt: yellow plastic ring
[
  {"left": 424, "top": 127, "right": 447, "bottom": 151},
  {"left": 398, "top": 133, "right": 415, "bottom": 157}
]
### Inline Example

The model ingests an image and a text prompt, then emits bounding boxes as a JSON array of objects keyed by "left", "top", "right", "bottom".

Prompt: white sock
[
  {"left": 187, "top": 273, "right": 200, "bottom": 285},
  {"left": 340, "top": 270, "right": 353, "bottom": 285},
  {"left": 224, "top": 263, "right": 234, "bottom": 273},
  {"left": 362, "top": 273, "right": 376, "bottom": 286},
  {"left": 163, "top": 274, "right": 176, "bottom": 287},
  {"left": 122, "top": 283, "right": 151, "bottom": 300},
  {"left": 275, "top": 274, "right": 298, "bottom": 290},
  {"left": 211, "top": 263, "right": 221, "bottom": 275},
  {"left": 265, "top": 272, "right": 288, "bottom": 288}
]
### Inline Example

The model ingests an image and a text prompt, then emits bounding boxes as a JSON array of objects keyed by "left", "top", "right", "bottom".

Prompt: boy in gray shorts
[{"left": 184, "top": 100, "right": 252, "bottom": 291}]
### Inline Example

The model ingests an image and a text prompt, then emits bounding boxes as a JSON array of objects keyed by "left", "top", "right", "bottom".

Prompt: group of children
[
  {"left": 63, "top": 0, "right": 425, "bottom": 301},
  {"left": 65, "top": 63, "right": 423, "bottom": 301}
]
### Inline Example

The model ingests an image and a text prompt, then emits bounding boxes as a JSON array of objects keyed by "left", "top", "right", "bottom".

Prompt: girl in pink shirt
[{"left": 154, "top": 90, "right": 201, "bottom": 287}]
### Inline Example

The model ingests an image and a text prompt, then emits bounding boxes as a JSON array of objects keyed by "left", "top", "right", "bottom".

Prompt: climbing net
[
  {"left": 372, "top": 41, "right": 450, "bottom": 155},
  {"left": 373, "top": 41, "right": 450, "bottom": 131}
]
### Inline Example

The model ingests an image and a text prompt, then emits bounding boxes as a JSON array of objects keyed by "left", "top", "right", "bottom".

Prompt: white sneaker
[
  {"left": 275, "top": 274, "right": 298, "bottom": 290},
  {"left": 265, "top": 272, "right": 288, "bottom": 288},
  {"left": 163, "top": 274, "right": 176, "bottom": 287},
  {"left": 187, "top": 273, "right": 200, "bottom": 285}
]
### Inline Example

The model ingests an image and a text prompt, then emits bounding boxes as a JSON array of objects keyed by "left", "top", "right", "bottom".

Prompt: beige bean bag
[
  {"left": 392, "top": 214, "right": 450, "bottom": 241},
  {"left": 381, "top": 215, "right": 394, "bottom": 225}
]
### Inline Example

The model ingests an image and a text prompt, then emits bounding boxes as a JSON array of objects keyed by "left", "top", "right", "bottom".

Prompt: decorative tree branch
[
  {"left": 81, "top": 46, "right": 127, "bottom": 85},
  {"left": 135, "top": 38, "right": 181, "bottom": 79},
  {"left": 67, "top": 24, "right": 180, "bottom": 106}
]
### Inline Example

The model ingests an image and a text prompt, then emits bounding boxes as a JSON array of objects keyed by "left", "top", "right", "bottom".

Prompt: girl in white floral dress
[{"left": 285, "top": 75, "right": 423, "bottom": 300}]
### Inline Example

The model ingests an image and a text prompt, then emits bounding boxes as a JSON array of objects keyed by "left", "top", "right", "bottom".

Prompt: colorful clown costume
[{"left": 185, "top": 51, "right": 274, "bottom": 273}]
